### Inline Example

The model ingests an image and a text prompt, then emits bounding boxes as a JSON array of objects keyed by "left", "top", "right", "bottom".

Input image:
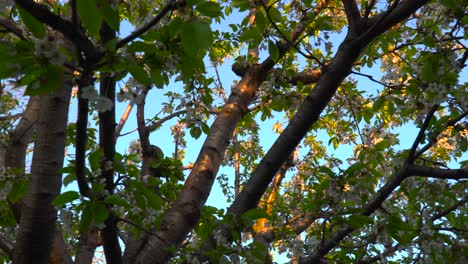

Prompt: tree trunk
[{"left": 13, "top": 85, "right": 72, "bottom": 264}]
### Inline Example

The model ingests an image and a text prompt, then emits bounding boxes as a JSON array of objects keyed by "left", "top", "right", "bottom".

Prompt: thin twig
[
  {"left": 260, "top": 0, "right": 324, "bottom": 66},
  {"left": 407, "top": 104, "right": 438, "bottom": 162},
  {"left": 351, "top": 70, "right": 401, "bottom": 89},
  {"left": 415, "top": 110, "right": 468, "bottom": 158},
  {"left": 341, "top": 87, "right": 365, "bottom": 144}
]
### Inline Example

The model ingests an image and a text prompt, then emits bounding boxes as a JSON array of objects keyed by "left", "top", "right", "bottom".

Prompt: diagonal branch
[
  {"left": 360, "top": 0, "right": 429, "bottom": 42},
  {"left": 116, "top": 0, "right": 186, "bottom": 49},
  {"left": 430, "top": 197, "right": 467, "bottom": 221},
  {"left": 341, "top": 0, "right": 361, "bottom": 32},
  {"left": 0, "top": 15, "right": 26, "bottom": 40},
  {"left": 415, "top": 110, "right": 468, "bottom": 158},
  {"left": 147, "top": 109, "right": 187, "bottom": 132},
  {"left": 13, "top": 0, "right": 100, "bottom": 63},
  {"left": 134, "top": 7, "right": 314, "bottom": 264},
  {"left": 407, "top": 104, "right": 439, "bottom": 162}
]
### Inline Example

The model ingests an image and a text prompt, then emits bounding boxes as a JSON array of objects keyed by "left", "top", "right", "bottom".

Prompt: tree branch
[
  {"left": 75, "top": 79, "right": 93, "bottom": 198},
  {"left": 361, "top": 0, "right": 429, "bottom": 42},
  {"left": 0, "top": 15, "right": 26, "bottom": 40},
  {"left": 341, "top": 0, "right": 361, "bottom": 32},
  {"left": 430, "top": 197, "right": 467, "bottom": 221},
  {"left": 116, "top": 0, "right": 186, "bottom": 49},
  {"left": 135, "top": 8, "right": 313, "bottom": 262},
  {"left": 0, "top": 113, "right": 22, "bottom": 121},
  {"left": 147, "top": 109, "right": 187, "bottom": 132},
  {"left": 408, "top": 104, "right": 439, "bottom": 162},
  {"left": 13, "top": 0, "right": 100, "bottom": 63},
  {"left": 406, "top": 164, "right": 468, "bottom": 181},
  {"left": 0, "top": 234, "right": 13, "bottom": 258},
  {"left": 415, "top": 110, "right": 468, "bottom": 158}
]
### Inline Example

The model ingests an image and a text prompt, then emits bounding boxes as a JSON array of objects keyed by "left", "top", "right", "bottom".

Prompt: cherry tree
[{"left": 0, "top": 0, "right": 466, "bottom": 263}]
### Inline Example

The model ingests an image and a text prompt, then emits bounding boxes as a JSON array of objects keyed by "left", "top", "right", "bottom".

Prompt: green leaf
[
  {"left": 255, "top": 10, "right": 266, "bottom": 32},
  {"left": 80, "top": 202, "right": 92, "bottom": 231},
  {"left": 128, "top": 65, "right": 151, "bottom": 86},
  {"left": 18, "top": 7, "right": 46, "bottom": 38},
  {"left": 100, "top": 0, "right": 120, "bottom": 31},
  {"left": 348, "top": 215, "right": 374, "bottom": 228},
  {"left": 345, "top": 162, "right": 366, "bottom": 175},
  {"left": 268, "top": 39, "right": 279, "bottom": 62},
  {"left": 52, "top": 191, "right": 80, "bottom": 207},
  {"left": 90, "top": 202, "right": 109, "bottom": 224},
  {"left": 374, "top": 139, "right": 392, "bottom": 151},
  {"left": 150, "top": 68, "right": 165, "bottom": 88},
  {"left": 8, "top": 179, "right": 28, "bottom": 203},
  {"left": 243, "top": 208, "right": 269, "bottom": 220},
  {"left": 421, "top": 54, "right": 439, "bottom": 82},
  {"left": 104, "top": 195, "right": 130, "bottom": 208},
  {"left": 181, "top": 21, "right": 212, "bottom": 58},
  {"left": 88, "top": 149, "right": 103, "bottom": 171},
  {"left": 232, "top": 0, "right": 249, "bottom": 11},
  {"left": 77, "top": 0, "right": 102, "bottom": 35},
  {"left": 25, "top": 65, "right": 64, "bottom": 96},
  {"left": 196, "top": 2, "right": 222, "bottom": 17},
  {"left": 63, "top": 173, "right": 76, "bottom": 187},
  {"left": 373, "top": 97, "right": 385, "bottom": 111},
  {"left": 268, "top": 7, "right": 282, "bottom": 22},
  {"left": 0, "top": 205, "right": 16, "bottom": 227},
  {"left": 190, "top": 126, "right": 202, "bottom": 139}
]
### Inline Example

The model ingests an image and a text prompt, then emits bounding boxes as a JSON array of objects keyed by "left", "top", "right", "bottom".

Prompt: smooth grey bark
[{"left": 13, "top": 85, "right": 72, "bottom": 264}]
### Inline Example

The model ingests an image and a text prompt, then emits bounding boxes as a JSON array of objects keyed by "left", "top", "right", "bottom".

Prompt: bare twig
[
  {"left": 351, "top": 70, "right": 400, "bottom": 89},
  {"left": 408, "top": 104, "right": 439, "bottom": 162},
  {"left": 341, "top": 87, "right": 365, "bottom": 144}
]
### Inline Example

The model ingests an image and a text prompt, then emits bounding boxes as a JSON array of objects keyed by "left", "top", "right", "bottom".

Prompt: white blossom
[{"left": 95, "top": 96, "right": 114, "bottom": 112}]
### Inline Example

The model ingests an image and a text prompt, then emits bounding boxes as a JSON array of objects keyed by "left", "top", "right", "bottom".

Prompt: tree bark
[{"left": 13, "top": 84, "right": 72, "bottom": 264}]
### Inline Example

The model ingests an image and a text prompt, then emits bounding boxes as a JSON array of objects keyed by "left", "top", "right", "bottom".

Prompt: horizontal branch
[
  {"left": 407, "top": 164, "right": 468, "bottom": 181},
  {"left": 233, "top": 63, "right": 322, "bottom": 86}
]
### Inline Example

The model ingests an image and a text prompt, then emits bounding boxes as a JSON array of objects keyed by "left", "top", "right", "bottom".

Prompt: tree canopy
[{"left": 0, "top": 0, "right": 467, "bottom": 263}]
